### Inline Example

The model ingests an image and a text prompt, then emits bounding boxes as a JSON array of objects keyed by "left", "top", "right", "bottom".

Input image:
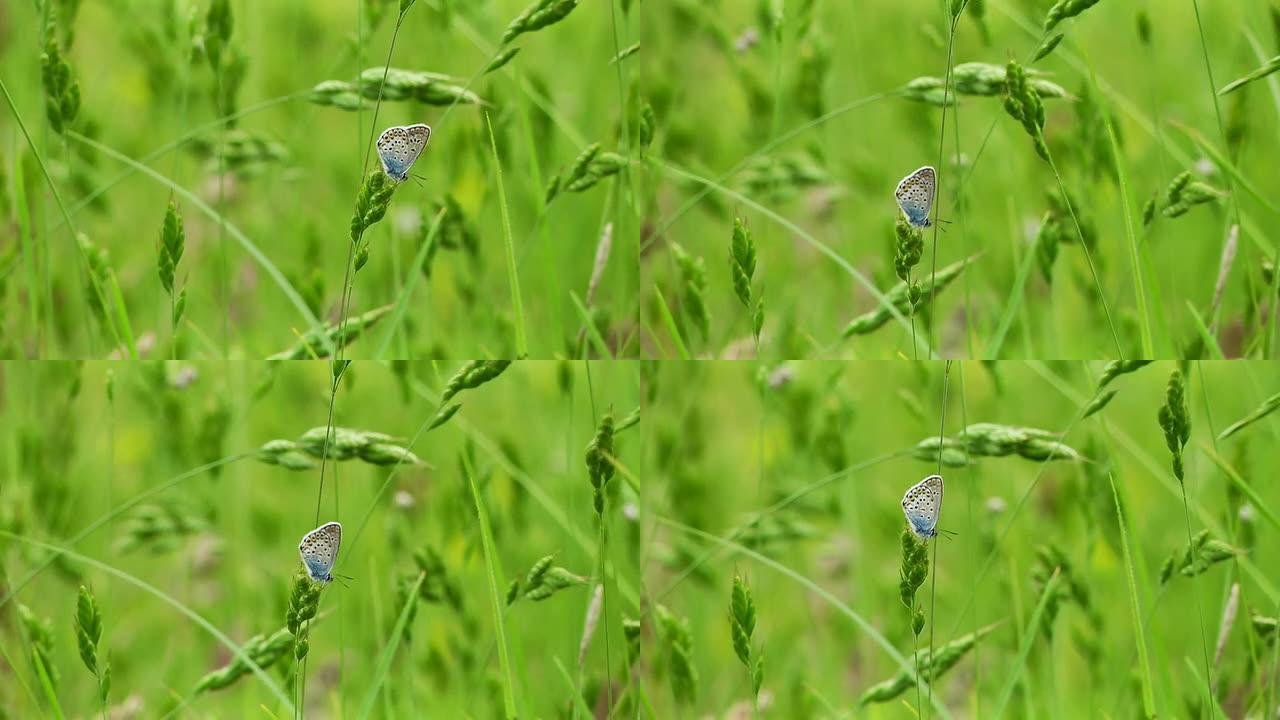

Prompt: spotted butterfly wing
[
  {"left": 894, "top": 166, "right": 936, "bottom": 228},
  {"left": 298, "top": 521, "right": 342, "bottom": 583},
  {"left": 375, "top": 124, "right": 432, "bottom": 182},
  {"left": 901, "top": 475, "right": 943, "bottom": 538}
]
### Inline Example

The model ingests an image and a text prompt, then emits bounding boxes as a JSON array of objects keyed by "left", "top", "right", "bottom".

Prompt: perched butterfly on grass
[
  {"left": 375, "top": 124, "right": 431, "bottom": 183},
  {"left": 901, "top": 474, "right": 943, "bottom": 539},
  {"left": 894, "top": 166, "right": 937, "bottom": 228},
  {"left": 298, "top": 521, "right": 342, "bottom": 584}
]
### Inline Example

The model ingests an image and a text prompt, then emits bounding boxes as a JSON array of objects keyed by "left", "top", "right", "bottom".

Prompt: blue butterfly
[
  {"left": 894, "top": 166, "right": 936, "bottom": 229},
  {"left": 298, "top": 521, "right": 342, "bottom": 584},
  {"left": 901, "top": 474, "right": 943, "bottom": 539},
  {"left": 376, "top": 124, "right": 431, "bottom": 183}
]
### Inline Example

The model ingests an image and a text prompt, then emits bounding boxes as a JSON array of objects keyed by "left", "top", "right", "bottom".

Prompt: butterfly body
[
  {"left": 901, "top": 474, "right": 943, "bottom": 539},
  {"left": 299, "top": 521, "right": 342, "bottom": 583},
  {"left": 376, "top": 124, "right": 431, "bottom": 183},
  {"left": 895, "top": 166, "right": 936, "bottom": 228}
]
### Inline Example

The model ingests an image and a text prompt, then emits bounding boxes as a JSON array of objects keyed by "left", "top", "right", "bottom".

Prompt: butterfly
[
  {"left": 901, "top": 474, "right": 943, "bottom": 539},
  {"left": 298, "top": 521, "right": 342, "bottom": 584},
  {"left": 894, "top": 165, "right": 936, "bottom": 228},
  {"left": 376, "top": 124, "right": 431, "bottom": 183}
]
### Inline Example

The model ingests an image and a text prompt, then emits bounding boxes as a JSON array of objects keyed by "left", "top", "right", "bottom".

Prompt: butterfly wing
[
  {"left": 299, "top": 522, "right": 342, "bottom": 582},
  {"left": 894, "top": 166, "right": 936, "bottom": 228},
  {"left": 376, "top": 124, "right": 431, "bottom": 182},
  {"left": 401, "top": 124, "right": 431, "bottom": 167},
  {"left": 901, "top": 475, "right": 943, "bottom": 537}
]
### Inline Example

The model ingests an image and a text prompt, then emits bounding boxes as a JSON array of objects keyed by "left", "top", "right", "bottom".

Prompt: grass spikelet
[
  {"left": 116, "top": 501, "right": 207, "bottom": 554},
  {"left": 892, "top": 218, "right": 925, "bottom": 311},
  {"left": 1157, "top": 529, "right": 1241, "bottom": 584},
  {"left": 1044, "top": 0, "right": 1103, "bottom": 32},
  {"left": 729, "top": 575, "right": 763, "bottom": 701},
  {"left": 190, "top": 130, "right": 290, "bottom": 172},
  {"left": 411, "top": 546, "right": 463, "bottom": 611},
  {"left": 729, "top": 217, "right": 764, "bottom": 343},
  {"left": 858, "top": 623, "right": 1000, "bottom": 705},
  {"left": 73, "top": 585, "right": 111, "bottom": 706},
  {"left": 393, "top": 573, "right": 422, "bottom": 641},
  {"left": 485, "top": 47, "right": 522, "bottom": 75},
  {"left": 257, "top": 426, "right": 424, "bottom": 469},
  {"left": 40, "top": 15, "right": 81, "bottom": 134},
  {"left": 1033, "top": 210, "right": 1060, "bottom": 283},
  {"left": 501, "top": 0, "right": 581, "bottom": 45},
  {"left": 439, "top": 360, "right": 512, "bottom": 404},
  {"left": 267, "top": 304, "right": 395, "bottom": 359},
  {"left": 285, "top": 570, "right": 321, "bottom": 662},
  {"left": 428, "top": 360, "right": 512, "bottom": 430},
  {"left": 638, "top": 101, "right": 656, "bottom": 153},
  {"left": 1030, "top": 545, "right": 1096, "bottom": 638},
  {"left": 349, "top": 170, "right": 396, "bottom": 271},
  {"left": 545, "top": 143, "right": 628, "bottom": 203},
  {"left": 1082, "top": 360, "right": 1151, "bottom": 418},
  {"left": 736, "top": 152, "right": 831, "bottom": 200},
  {"left": 309, "top": 68, "right": 487, "bottom": 111},
  {"left": 842, "top": 254, "right": 976, "bottom": 337},
  {"left": 900, "top": 62, "right": 1070, "bottom": 106},
  {"left": 77, "top": 233, "right": 136, "bottom": 358},
  {"left": 912, "top": 422, "right": 1083, "bottom": 466},
  {"left": 1157, "top": 368, "right": 1191, "bottom": 482},
  {"left": 157, "top": 201, "right": 187, "bottom": 348},
  {"left": 1098, "top": 360, "right": 1152, "bottom": 389},
  {"left": 610, "top": 42, "right": 641, "bottom": 65},
  {"left": 1148, "top": 170, "right": 1226, "bottom": 222},
  {"left": 1217, "top": 389, "right": 1280, "bottom": 440},
  {"left": 1080, "top": 389, "right": 1117, "bottom": 419},
  {"left": 195, "top": 628, "right": 295, "bottom": 693},
  {"left": 19, "top": 603, "right": 59, "bottom": 692},
  {"left": 515, "top": 555, "right": 589, "bottom": 602},
  {"left": 794, "top": 31, "right": 830, "bottom": 119},
  {"left": 670, "top": 242, "right": 710, "bottom": 342},
  {"left": 1031, "top": 32, "right": 1065, "bottom": 63},
  {"left": 1002, "top": 60, "right": 1049, "bottom": 162},
  {"left": 585, "top": 409, "right": 616, "bottom": 517},
  {"left": 898, "top": 529, "right": 928, "bottom": 636},
  {"left": 655, "top": 604, "right": 697, "bottom": 705}
]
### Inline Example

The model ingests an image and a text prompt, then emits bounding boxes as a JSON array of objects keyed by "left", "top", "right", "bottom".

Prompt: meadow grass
[
  {"left": 3, "top": 360, "right": 1280, "bottom": 715},
  {"left": 638, "top": 1, "right": 1277, "bottom": 359},
  {"left": 2, "top": 0, "right": 637, "bottom": 359}
]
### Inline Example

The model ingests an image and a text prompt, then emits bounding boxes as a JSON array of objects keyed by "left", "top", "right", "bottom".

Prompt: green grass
[
  {"left": 1, "top": 360, "right": 1279, "bottom": 716},
  {"left": 637, "top": 0, "right": 1277, "bottom": 359},
  {"left": 1, "top": 0, "right": 636, "bottom": 359}
]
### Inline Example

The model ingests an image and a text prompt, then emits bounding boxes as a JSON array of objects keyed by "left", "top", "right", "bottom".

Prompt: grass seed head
[
  {"left": 19, "top": 604, "right": 59, "bottom": 691},
  {"left": 585, "top": 410, "right": 617, "bottom": 516},
  {"left": 501, "top": 0, "right": 581, "bottom": 46},
  {"left": 1157, "top": 369, "right": 1191, "bottom": 482},
  {"left": 1003, "top": 60, "right": 1050, "bottom": 162},
  {"left": 41, "top": 15, "right": 81, "bottom": 134},
  {"left": 1044, "top": 0, "right": 1103, "bottom": 32}
]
